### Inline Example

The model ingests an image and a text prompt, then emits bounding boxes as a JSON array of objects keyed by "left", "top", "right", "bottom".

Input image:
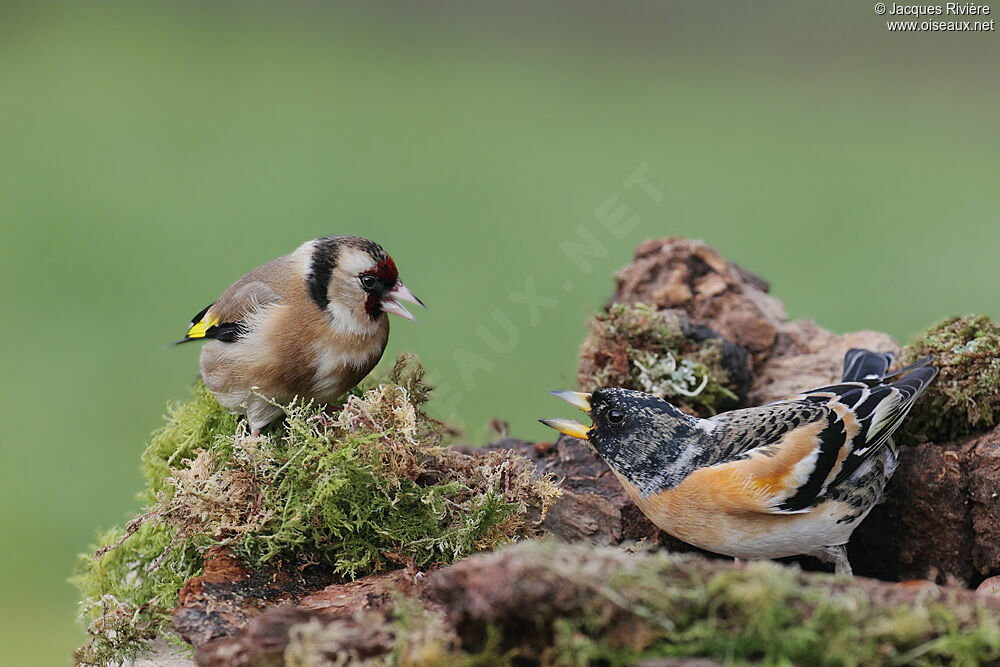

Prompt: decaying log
[
  {"left": 851, "top": 424, "right": 1000, "bottom": 583},
  {"left": 175, "top": 556, "right": 439, "bottom": 666},
  {"left": 172, "top": 547, "right": 339, "bottom": 647},
  {"left": 196, "top": 607, "right": 397, "bottom": 667},
  {"left": 604, "top": 237, "right": 898, "bottom": 405},
  {"left": 425, "top": 543, "right": 1000, "bottom": 657},
  {"left": 609, "top": 238, "right": 786, "bottom": 361},
  {"left": 184, "top": 542, "right": 1000, "bottom": 666}
]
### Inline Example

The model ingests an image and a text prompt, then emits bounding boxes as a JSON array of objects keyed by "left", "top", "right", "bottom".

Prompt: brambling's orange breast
[{"left": 612, "top": 463, "right": 860, "bottom": 560}]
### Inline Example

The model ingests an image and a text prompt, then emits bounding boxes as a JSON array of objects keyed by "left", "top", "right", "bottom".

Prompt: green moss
[
  {"left": 71, "top": 354, "right": 559, "bottom": 665},
  {"left": 456, "top": 542, "right": 1000, "bottom": 666},
  {"left": 140, "top": 381, "right": 240, "bottom": 501},
  {"left": 577, "top": 303, "right": 743, "bottom": 416},
  {"left": 900, "top": 315, "right": 1000, "bottom": 442},
  {"left": 553, "top": 549, "right": 1000, "bottom": 666}
]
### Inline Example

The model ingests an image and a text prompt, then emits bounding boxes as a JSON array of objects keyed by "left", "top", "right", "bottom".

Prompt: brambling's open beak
[
  {"left": 539, "top": 418, "right": 590, "bottom": 440},
  {"left": 381, "top": 282, "right": 425, "bottom": 321},
  {"left": 549, "top": 390, "right": 591, "bottom": 413},
  {"left": 539, "top": 390, "right": 593, "bottom": 440}
]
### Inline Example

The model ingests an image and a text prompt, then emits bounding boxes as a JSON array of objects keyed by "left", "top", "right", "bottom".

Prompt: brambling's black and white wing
[
  {"left": 705, "top": 350, "right": 936, "bottom": 514},
  {"left": 790, "top": 352, "right": 937, "bottom": 490}
]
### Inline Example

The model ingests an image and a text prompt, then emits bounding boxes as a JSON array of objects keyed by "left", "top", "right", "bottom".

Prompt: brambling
[
  {"left": 541, "top": 349, "right": 937, "bottom": 574},
  {"left": 177, "top": 236, "right": 423, "bottom": 434}
]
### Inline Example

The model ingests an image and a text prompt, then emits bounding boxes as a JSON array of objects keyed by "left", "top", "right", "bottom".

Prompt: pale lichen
[
  {"left": 578, "top": 303, "right": 746, "bottom": 416},
  {"left": 632, "top": 349, "right": 709, "bottom": 399}
]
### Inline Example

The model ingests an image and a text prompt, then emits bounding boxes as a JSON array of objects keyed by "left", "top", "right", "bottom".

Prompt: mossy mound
[
  {"left": 71, "top": 355, "right": 559, "bottom": 666},
  {"left": 901, "top": 315, "right": 1000, "bottom": 443},
  {"left": 577, "top": 303, "right": 749, "bottom": 416}
]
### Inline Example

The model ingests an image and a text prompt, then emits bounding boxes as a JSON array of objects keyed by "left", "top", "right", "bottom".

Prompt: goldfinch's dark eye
[
  {"left": 607, "top": 409, "right": 625, "bottom": 425},
  {"left": 360, "top": 275, "right": 378, "bottom": 291}
]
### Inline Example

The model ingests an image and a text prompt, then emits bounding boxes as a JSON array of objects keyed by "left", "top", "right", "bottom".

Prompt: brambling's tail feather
[
  {"left": 842, "top": 349, "right": 895, "bottom": 382},
  {"left": 829, "top": 361, "right": 938, "bottom": 487},
  {"left": 840, "top": 349, "right": 935, "bottom": 383},
  {"left": 881, "top": 353, "right": 936, "bottom": 380}
]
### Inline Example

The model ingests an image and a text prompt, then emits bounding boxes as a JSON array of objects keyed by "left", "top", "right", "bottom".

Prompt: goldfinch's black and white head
[{"left": 306, "top": 236, "right": 424, "bottom": 334}]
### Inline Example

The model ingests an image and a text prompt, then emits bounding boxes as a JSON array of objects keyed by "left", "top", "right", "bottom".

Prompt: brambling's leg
[{"left": 814, "top": 545, "right": 853, "bottom": 575}]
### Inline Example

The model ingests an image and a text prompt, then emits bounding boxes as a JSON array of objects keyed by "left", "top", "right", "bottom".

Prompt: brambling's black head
[
  {"left": 307, "top": 236, "right": 424, "bottom": 327},
  {"left": 541, "top": 387, "right": 707, "bottom": 496}
]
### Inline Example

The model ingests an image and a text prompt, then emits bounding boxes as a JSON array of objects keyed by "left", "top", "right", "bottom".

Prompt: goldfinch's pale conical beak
[
  {"left": 381, "top": 282, "right": 425, "bottom": 321},
  {"left": 539, "top": 390, "right": 593, "bottom": 440}
]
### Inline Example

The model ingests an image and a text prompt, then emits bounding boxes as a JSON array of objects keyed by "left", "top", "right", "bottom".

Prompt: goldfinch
[
  {"left": 177, "top": 236, "right": 423, "bottom": 434},
  {"left": 541, "top": 349, "right": 937, "bottom": 574}
]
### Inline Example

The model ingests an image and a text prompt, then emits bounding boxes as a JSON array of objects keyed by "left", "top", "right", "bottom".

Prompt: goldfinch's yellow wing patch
[
  {"left": 186, "top": 313, "right": 220, "bottom": 339},
  {"left": 176, "top": 297, "right": 255, "bottom": 346},
  {"left": 184, "top": 303, "right": 219, "bottom": 339}
]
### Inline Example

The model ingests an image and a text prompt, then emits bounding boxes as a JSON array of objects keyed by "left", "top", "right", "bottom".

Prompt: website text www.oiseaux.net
[{"left": 874, "top": 3, "right": 996, "bottom": 30}]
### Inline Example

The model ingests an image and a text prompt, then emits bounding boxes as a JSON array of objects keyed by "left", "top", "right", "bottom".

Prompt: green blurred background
[{"left": 1, "top": 1, "right": 997, "bottom": 662}]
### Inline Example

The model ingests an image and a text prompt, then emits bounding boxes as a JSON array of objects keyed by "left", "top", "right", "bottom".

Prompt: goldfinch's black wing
[
  {"left": 175, "top": 279, "right": 281, "bottom": 345},
  {"left": 174, "top": 303, "right": 247, "bottom": 344},
  {"left": 705, "top": 350, "right": 936, "bottom": 514},
  {"left": 174, "top": 304, "right": 214, "bottom": 344}
]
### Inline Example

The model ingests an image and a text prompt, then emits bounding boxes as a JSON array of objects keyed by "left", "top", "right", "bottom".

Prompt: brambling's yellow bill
[
  {"left": 541, "top": 391, "right": 592, "bottom": 438},
  {"left": 548, "top": 390, "right": 592, "bottom": 413},
  {"left": 538, "top": 418, "right": 591, "bottom": 440}
]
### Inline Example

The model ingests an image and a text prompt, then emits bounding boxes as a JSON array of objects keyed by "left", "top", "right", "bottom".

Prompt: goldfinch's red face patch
[{"left": 360, "top": 256, "right": 399, "bottom": 319}]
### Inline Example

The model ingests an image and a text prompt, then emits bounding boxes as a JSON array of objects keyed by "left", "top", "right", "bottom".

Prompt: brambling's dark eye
[
  {"left": 360, "top": 275, "right": 378, "bottom": 291},
  {"left": 607, "top": 409, "right": 625, "bottom": 425}
]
